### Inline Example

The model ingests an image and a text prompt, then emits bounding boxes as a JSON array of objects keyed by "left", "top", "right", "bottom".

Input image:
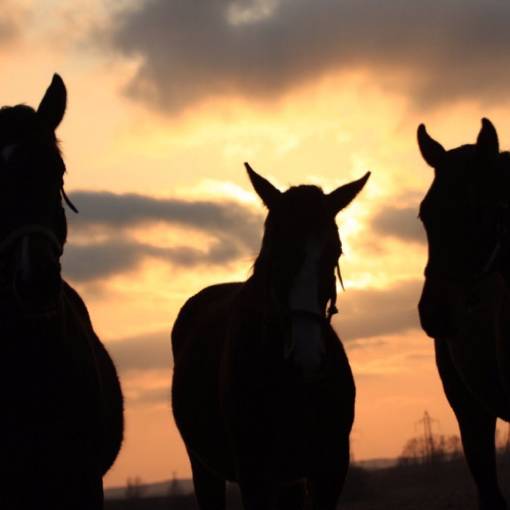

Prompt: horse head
[
  {"left": 0, "top": 74, "right": 74, "bottom": 315},
  {"left": 417, "top": 118, "right": 510, "bottom": 339},
  {"left": 246, "top": 162, "right": 369, "bottom": 373}
]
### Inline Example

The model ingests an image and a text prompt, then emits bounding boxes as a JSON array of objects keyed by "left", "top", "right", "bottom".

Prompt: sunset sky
[{"left": 4, "top": 0, "right": 510, "bottom": 488}]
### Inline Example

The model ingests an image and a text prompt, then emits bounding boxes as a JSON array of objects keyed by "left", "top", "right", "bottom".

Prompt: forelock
[{"left": 281, "top": 185, "right": 325, "bottom": 211}]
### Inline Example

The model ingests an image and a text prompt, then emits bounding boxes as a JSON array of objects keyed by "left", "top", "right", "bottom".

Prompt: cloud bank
[
  {"left": 371, "top": 206, "right": 425, "bottom": 244},
  {"left": 105, "top": 0, "right": 510, "bottom": 113},
  {"left": 335, "top": 279, "right": 422, "bottom": 342},
  {"left": 63, "top": 191, "right": 263, "bottom": 281}
]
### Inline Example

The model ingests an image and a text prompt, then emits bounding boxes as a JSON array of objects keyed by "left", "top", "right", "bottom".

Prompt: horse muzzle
[{"left": 418, "top": 278, "right": 460, "bottom": 339}]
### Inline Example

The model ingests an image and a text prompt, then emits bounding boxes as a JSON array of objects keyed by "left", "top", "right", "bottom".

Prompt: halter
[
  {"left": 281, "top": 257, "right": 343, "bottom": 361},
  {"left": 0, "top": 225, "right": 63, "bottom": 257},
  {"left": 0, "top": 225, "right": 64, "bottom": 318}
]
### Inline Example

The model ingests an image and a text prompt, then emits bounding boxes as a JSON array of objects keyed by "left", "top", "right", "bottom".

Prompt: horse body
[
  {"left": 0, "top": 75, "right": 123, "bottom": 509},
  {"left": 172, "top": 164, "right": 369, "bottom": 509},
  {"left": 417, "top": 119, "right": 510, "bottom": 509},
  {"left": 4, "top": 281, "right": 123, "bottom": 508},
  {"left": 172, "top": 280, "right": 355, "bottom": 482}
]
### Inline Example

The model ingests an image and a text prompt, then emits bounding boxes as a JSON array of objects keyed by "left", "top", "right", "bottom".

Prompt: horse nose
[
  {"left": 418, "top": 289, "right": 456, "bottom": 339},
  {"left": 419, "top": 299, "right": 445, "bottom": 338}
]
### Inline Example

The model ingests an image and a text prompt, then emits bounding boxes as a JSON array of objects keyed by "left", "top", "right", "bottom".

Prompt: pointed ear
[
  {"left": 477, "top": 118, "right": 499, "bottom": 158},
  {"left": 244, "top": 162, "right": 281, "bottom": 209},
  {"left": 328, "top": 171, "right": 370, "bottom": 215},
  {"left": 37, "top": 74, "right": 67, "bottom": 130},
  {"left": 417, "top": 124, "right": 445, "bottom": 168}
]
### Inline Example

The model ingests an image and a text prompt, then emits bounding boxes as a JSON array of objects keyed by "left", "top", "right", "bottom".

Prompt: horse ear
[
  {"left": 37, "top": 74, "right": 67, "bottom": 130},
  {"left": 476, "top": 118, "right": 499, "bottom": 158},
  {"left": 244, "top": 162, "right": 281, "bottom": 209},
  {"left": 417, "top": 124, "right": 445, "bottom": 168},
  {"left": 328, "top": 171, "right": 370, "bottom": 215}
]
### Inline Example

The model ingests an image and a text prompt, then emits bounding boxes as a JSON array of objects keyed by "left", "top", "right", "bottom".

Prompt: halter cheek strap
[{"left": 0, "top": 225, "right": 64, "bottom": 318}]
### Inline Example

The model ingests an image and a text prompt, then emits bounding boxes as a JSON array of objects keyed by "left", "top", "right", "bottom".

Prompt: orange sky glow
[{"left": 4, "top": 0, "right": 510, "bottom": 489}]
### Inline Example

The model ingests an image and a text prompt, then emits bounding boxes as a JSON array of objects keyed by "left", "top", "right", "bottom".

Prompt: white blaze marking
[
  {"left": 289, "top": 237, "right": 324, "bottom": 374},
  {"left": 1, "top": 144, "right": 18, "bottom": 162}
]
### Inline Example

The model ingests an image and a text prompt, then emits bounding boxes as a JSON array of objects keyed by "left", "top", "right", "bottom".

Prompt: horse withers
[
  {"left": 418, "top": 119, "right": 510, "bottom": 510},
  {"left": 172, "top": 164, "right": 369, "bottom": 510},
  {"left": 0, "top": 75, "right": 124, "bottom": 509}
]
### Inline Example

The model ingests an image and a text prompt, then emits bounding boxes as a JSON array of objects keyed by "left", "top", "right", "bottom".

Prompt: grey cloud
[
  {"left": 107, "top": 330, "right": 172, "bottom": 374},
  {"left": 62, "top": 191, "right": 262, "bottom": 281},
  {"left": 68, "top": 191, "right": 262, "bottom": 250},
  {"left": 63, "top": 237, "right": 246, "bottom": 281},
  {"left": 334, "top": 279, "right": 423, "bottom": 341},
  {"left": 371, "top": 206, "right": 426, "bottom": 244},
  {"left": 105, "top": 0, "right": 510, "bottom": 113}
]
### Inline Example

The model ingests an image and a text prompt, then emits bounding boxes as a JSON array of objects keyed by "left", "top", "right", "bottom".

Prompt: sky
[{"left": 3, "top": 0, "right": 510, "bottom": 488}]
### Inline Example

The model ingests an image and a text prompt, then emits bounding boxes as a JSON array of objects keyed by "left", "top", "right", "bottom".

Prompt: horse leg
[
  {"left": 238, "top": 476, "right": 278, "bottom": 510},
  {"left": 435, "top": 339, "right": 507, "bottom": 510},
  {"left": 189, "top": 454, "right": 226, "bottom": 510},
  {"left": 277, "top": 480, "right": 307, "bottom": 510},
  {"left": 457, "top": 412, "right": 506, "bottom": 510},
  {"left": 308, "top": 439, "right": 350, "bottom": 510}
]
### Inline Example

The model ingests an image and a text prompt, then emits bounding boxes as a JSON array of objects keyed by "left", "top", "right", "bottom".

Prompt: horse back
[{"left": 172, "top": 282, "right": 243, "bottom": 356}]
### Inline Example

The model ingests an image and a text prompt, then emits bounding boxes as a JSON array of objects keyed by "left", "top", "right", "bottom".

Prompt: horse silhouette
[
  {"left": 172, "top": 163, "right": 369, "bottom": 509},
  {"left": 0, "top": 75, "right": 124, "bottom": 509},
  {"left": 418, "top": 118, "right": 510, "bottom": 510}
]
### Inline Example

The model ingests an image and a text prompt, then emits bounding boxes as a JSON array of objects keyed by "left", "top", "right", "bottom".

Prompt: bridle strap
[
  {"left": 0, "top": 225, "right": 63, "bottom": 318},
  {"left": 0, "top": 225, "right": 62, "bottom": 257},
  {"left": 480, "top": 241, "right": 502, "bottom": 277},
  {"left": 289, "top": 308, "right": 328, "bottom": 324}
]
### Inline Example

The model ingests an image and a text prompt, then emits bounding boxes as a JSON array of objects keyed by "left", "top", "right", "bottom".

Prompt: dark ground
[{"left": 105, "top": 458, "right": 510, "bottom": 509}]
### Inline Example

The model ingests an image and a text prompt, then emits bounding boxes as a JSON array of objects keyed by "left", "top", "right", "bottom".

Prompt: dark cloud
[
  {"left": 334, "top": 279, "right": 423, "bottom": 341},
  {"left": 68, "top": 191, "right": 262, "bottom": 249},
  {"left": 62, "top": 191, "right": 262, "bottom": 281},
  {"left": 105, "top": 0, "right": 510, "bottom": 113},
  {"left": 371, "top": 206, "right": 425, "bottom": 244},
  {"left": 63, "top": 237, "right": 247, "bottom": 281}
]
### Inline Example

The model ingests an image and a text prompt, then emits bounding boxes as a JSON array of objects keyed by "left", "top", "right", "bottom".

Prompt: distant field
[{"left": 105, "top": 458, "right": 510, "bottom": 509}]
